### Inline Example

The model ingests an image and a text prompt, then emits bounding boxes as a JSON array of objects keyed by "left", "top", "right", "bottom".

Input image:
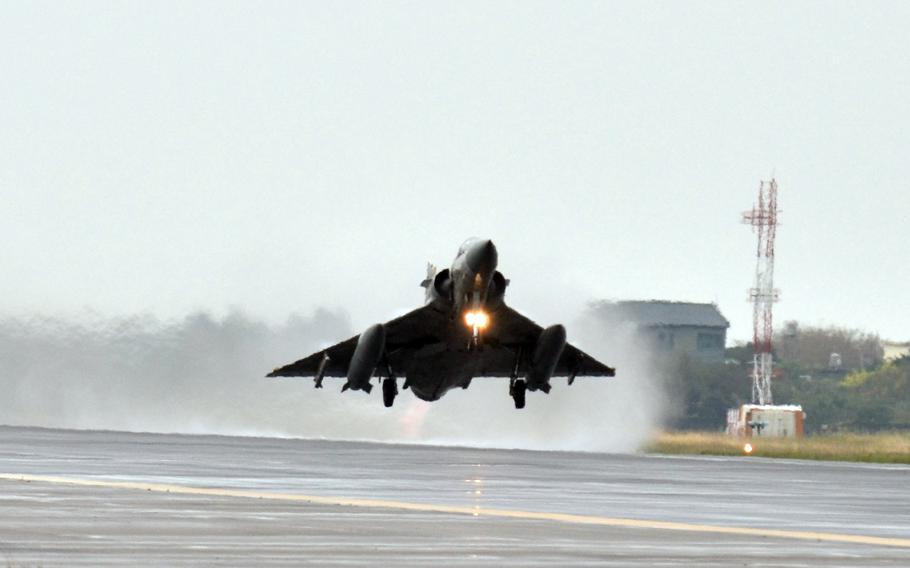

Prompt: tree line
[{"left": 660, "top": 324, "right": 908, "bottom": 433}]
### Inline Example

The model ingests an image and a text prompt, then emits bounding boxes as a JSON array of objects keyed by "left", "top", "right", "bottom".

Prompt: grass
[{"left": 645, "top": 431, "right": 910, "bottom": 464}]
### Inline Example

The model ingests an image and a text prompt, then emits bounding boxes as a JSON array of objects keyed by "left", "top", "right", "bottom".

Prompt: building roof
[{"left": 592, "top": 300, "right": 730, "bottom": 329}]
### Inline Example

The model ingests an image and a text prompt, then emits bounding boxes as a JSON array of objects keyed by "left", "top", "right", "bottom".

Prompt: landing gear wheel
[
  {"left": 511, "top": 379, "right": 526, "bottom": 409},
  {"left": 382, "top": 378, "right": 398, "bottom": 408}
]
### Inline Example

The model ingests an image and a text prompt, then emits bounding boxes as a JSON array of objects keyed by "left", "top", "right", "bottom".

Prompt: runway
[{"left": 1, "top": 426, "right": 908, "bottom": 566}]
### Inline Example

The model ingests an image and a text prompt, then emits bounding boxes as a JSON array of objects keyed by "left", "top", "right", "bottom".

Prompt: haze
[{"left": 3, "top": 2, "right": 909, "bottom": 343}]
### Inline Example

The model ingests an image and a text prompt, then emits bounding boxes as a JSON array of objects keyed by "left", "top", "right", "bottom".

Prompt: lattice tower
[{"left": 742, "top": 179, "right": 780, "bottom": 405}]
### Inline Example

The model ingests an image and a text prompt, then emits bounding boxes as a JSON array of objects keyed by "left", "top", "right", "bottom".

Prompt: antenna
[{"left": 742, "top": 179, "right": 780, "bottom": 405}]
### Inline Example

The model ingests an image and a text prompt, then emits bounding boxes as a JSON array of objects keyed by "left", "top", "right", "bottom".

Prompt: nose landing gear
[{"left": 467, "top": 330, "right": 485, "bottom": 352}]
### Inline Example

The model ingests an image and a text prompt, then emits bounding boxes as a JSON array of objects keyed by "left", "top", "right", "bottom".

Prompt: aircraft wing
[
  {"left": 478, "top": 306, "right": 616, "bottom": 378},
  {"left": 267, "top": 305, "right": 445, "bottom": 378},
  {"left": 267, "top": 304, "right": 613, "bottom": 381}
]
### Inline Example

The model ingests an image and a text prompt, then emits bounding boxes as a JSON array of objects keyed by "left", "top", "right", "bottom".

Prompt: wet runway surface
[{"left": 1, "top": 425, "right": 908, "bottom": 566}]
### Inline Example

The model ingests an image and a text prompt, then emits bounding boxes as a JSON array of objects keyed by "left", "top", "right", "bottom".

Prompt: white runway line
[{"left": 3, "top": 472, "right": 909, "bottom": 549}]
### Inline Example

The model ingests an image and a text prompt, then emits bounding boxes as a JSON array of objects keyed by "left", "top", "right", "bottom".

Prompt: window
[{"left": 697, "top": 332, "right": 724, "bottom": 351}]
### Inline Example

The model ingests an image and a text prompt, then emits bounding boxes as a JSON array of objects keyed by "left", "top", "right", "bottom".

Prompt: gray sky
[{"left": 2, "top": 1, "right": 908, "bottom": 342}]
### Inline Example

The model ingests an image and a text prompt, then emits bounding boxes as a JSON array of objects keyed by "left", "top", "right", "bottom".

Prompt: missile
[{"left": 314, "top": 353, "right": 329, "bottom": 389}]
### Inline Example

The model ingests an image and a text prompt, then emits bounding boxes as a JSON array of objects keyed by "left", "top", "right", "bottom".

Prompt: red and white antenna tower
[{"left": 742, "top": 179, "right": 780, "bottom": 405}]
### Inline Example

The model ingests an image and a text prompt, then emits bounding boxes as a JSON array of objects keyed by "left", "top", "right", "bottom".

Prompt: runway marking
[{"left": 3, "top": 473, "right": 909, "bottom": 549}]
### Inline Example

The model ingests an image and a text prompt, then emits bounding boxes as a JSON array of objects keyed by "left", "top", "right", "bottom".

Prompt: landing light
[
  {"left": 743, "top": 443, "right": 754, "bottom": 455},
  {"left": 464, "top": 310, "right": 489, "bottom": 329}
]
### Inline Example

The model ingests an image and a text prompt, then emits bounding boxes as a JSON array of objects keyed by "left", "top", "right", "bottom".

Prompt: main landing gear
[
  {"left": 510, "top": 379, "right": 526, "bottom": 409},
  {"left": 509, "top": 346, "right": 526, "bottom": 409},
  {"left": 380, "top": 355, "right": 398, "bottom": 408},
  {"left": 382, "top": 377, "right": 398, "bottom": 408}
]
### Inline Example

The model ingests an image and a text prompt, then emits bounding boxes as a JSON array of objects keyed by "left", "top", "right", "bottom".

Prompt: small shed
[{"left": 726, "top": 404, "right": 805, "bottom": 438}]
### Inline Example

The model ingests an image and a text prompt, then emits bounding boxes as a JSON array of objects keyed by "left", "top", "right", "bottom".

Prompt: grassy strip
[{"left": 645, "top": 431, "right": 910, "bottom": 464}]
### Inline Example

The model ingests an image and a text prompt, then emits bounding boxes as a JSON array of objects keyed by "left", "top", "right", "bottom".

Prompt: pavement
[{"left": 0, "top": 425, "right": 908, "bottom": 566}]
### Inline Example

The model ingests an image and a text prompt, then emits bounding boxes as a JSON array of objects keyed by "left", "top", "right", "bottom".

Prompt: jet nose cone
[{"left": 466, "top": 239, "right": 498, "bottom": 274}]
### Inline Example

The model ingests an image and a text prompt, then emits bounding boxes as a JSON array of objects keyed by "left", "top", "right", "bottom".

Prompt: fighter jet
[{"left": 268, "top": 238, "right": 615, "bottom": 409}]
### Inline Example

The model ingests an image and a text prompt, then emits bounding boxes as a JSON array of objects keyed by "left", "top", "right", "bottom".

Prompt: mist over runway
[
  {"left": 0, "top": 309, "right": 661, "bottom": 452},
  {"left": 1, "top": 426, "right": 908, "bottom": 566}
]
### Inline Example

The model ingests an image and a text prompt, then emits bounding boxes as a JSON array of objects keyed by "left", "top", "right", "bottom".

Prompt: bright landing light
[
  {"left": 464, "top": 310, "right": 489, "bottom": 329},
  {"left": 743, "top": 443, "right": 754, "bottom": 455}
]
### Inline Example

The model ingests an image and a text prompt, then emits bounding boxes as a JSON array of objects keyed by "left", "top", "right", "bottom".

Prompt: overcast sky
[{"left": 2, "top": 1, "right": 908, "bottom": 342}]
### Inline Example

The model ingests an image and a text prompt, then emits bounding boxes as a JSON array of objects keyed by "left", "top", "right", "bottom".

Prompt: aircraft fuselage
[
  {"left": 450, "top": 237, "right": 499, "bottom": 316},
  {"left": 268, "top": 237, "right": 615, "bottom": 409}
]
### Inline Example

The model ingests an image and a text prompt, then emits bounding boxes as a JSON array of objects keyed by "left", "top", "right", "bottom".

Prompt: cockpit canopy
[{"left": 457, "top": 237, "right": 481, "bottom": 256}]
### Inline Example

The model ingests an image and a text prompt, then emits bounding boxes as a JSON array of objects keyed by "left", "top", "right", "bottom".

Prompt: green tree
[{"left": 663, "top": 355, "right": 751, "bottom": 430}]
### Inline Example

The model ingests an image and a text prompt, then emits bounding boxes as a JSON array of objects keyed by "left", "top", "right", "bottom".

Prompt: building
[
  {"left": 591, "top": 300, "right": 730, "bottom": 361},
  {"left": 883, "top": 341, "right": 910, "bottom": 362}
]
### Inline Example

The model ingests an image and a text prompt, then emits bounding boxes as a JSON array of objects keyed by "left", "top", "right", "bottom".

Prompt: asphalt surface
[{"left": 0, "top": 425, "right": 908, "bottom": 566}]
